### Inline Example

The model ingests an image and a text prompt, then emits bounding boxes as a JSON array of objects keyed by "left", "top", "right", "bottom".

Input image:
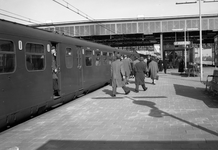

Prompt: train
[{"left": 0, "top": 19, "right": 138, "bottom": 131}]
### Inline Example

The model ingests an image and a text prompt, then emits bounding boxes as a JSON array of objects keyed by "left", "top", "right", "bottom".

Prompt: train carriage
[{"left": 0, "top": 19, "right": 138, "bottom": 131}]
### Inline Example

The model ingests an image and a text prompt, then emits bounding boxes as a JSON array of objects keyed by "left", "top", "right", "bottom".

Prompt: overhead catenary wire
[
  {"left": 62, "top": 0, "right": 95, "bottom": 21},
  {"left": 0, "top": 13, "right": 38, "bottom": 24},
  {"left": 0, "top": 8, "right": 42, "bottom": 24},
  {"left": 53, "top": 0, "right": 121, "bottom": 35},
  {"left": 0, "top": 8, "right": 82, "bottom": 36},
  {"left": 0, "top": 2, "right": 121, "bottom": 44},
  {"left": 0, "top": 8, "right": 82, "bottom": 37}
]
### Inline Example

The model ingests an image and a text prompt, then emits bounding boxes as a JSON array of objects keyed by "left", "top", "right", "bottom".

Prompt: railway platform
[{"left": 1, "top": 67, "right": 218, "bottom": 150}]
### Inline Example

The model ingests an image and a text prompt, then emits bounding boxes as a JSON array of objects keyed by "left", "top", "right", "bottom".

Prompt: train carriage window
[
  {"left": 25, "top": 43, "right": 45, "bottom": 71},
  {"left": 65, "top": 48, "right": 73, "bottom": 68},
  {"left": 103, "top": 52, "right": 108, "bottom": 65},
  {"left": 0, "top": 40, "right": 15, "bottom": 73},
  {"left": 95, "top": 51, "right": 101, "bottom": 66},
  {"left": 85, "top": 50, "right": 92, "bottom": 66}
]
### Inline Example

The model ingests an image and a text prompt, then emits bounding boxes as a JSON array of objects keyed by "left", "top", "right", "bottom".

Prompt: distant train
[{"left": 0, "top": 19, "right": 138, "bottom": 131}]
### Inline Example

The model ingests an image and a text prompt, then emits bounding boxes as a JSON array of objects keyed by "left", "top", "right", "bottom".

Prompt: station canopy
[{"left": 32, "top": 14, "right": 218, "bottom": 52}]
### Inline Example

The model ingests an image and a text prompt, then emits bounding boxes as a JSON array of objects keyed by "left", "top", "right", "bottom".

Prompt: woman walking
[{"left": 148, "top": 57, "right": 159, "bottom": 85}]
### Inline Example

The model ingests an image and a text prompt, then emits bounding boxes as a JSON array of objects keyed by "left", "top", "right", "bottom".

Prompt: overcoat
[
  {"left": 148, "top": 60, "right": 159, "bottom": 80},
  {"left": 111, "top": 59, "right": 125, "bottom": 87},
  {"left": 122, "top": 58, "right": 132, "bottom": 77},
  {"left": 134, "top": 61, "right": 147, "bottom": 85},
  {"left": 132, "top": 59, "right": 140, "bottom": 76}
]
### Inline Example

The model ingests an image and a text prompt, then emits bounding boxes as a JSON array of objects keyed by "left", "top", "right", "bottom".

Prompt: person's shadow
[
  {"left": 128, "top": 97, "right": 218, "bottom": 137},
  {"left": 132, "top": 99, "right": 166, "bottom": 118}
]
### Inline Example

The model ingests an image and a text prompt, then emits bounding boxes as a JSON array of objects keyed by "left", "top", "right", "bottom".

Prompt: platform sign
[{"left": 174, "top": 41, "right": 191, "bottom": 46}]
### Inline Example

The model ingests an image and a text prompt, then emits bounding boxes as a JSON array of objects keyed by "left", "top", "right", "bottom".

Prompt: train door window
[
  {"left": 25, "top": 43, "right": 45, "bottom": 71},
  {"left": 65, "top": 48, "right": 73, "bottom": 68},
  {"left": 85, "top": 50, "right": 92, "bottom": 66},
  {"left": 0, "top": 40, "right": 15, "bottom": 73},
  {"left": 95, "top": 51, "right": 101, "bottom": 66},
  {"left": 103, "top": 52, "right": 108, "bottom": 65}
]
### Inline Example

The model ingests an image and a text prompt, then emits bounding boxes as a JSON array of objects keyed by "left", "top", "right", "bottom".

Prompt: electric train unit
[{"left": 0, "top": 19, "right": 138, "bottom": 131}]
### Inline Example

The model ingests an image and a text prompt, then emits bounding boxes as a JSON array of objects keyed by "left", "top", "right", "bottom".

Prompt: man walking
[
  {"left": 111, "top": 54, "right": 130, "bottom": 97},
  {"left": 132, "top": 56, "right": 140, "bottom": 77},
  {"left": 148, "top": 57, "right": 159, "bottom": 85},
  {"left": 134, "top": 57, "right": 148, "bottom": 93}
]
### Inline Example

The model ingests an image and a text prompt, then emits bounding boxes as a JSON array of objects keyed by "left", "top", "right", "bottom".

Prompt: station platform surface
[{"left": 1, "top": 67, "right": 218, "bottom": 150}]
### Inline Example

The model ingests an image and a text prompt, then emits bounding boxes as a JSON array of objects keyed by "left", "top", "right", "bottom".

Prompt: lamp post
[
  {"left": 184, "top": 28, "right": 187, "bottom": 69},
  {"left": 199, "top": 0, "right": 203, "bottom": 81}
]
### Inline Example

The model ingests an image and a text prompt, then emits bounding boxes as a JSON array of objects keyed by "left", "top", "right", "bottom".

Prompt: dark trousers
[
  {"left": 164, "top": 68, "right": 167, "bottom": 74},
  {"left": 53, "top": 79, "right": 59, "bottom": 90},
  {"left": 53, "top": 79, "right": 60, "bottom": 95},
  {"left": 112, "top": 85, "right": 129, "bottom": 95},
  {"left": 135, "top": 83, "right": 146, "bottom": 92}
]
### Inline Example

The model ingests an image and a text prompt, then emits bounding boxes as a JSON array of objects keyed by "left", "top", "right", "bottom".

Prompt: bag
[{"left": 156, "top": 75, "right": 159, "bottom": 80}]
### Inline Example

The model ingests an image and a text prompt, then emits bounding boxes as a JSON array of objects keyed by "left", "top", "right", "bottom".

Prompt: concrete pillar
[{"left": 160, "top": 33, "right": 163, "bottom": 60}]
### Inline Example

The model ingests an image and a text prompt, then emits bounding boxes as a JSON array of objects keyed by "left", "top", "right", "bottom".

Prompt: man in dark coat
[
  {"left": 111, "top": 54, "right": 130, "bottom": 97},
  {"left": 132, "top": 56, "right": 140, "bottom": 77},
  {"left": 158, "top": 59, "right": 163, "bottom": 72},
  {"left": 134, "top": 57, "right": 148, "bottom": 93}
]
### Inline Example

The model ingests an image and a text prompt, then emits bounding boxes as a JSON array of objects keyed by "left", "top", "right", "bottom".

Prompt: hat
[{"left": 51, "top": 46, "right": 55, "bottom": 49}]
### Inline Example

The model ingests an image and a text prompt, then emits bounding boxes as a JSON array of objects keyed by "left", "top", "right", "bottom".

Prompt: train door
[
  {"left": 51, "top": 43, "right": 61, "bottom": 96},
  {"left": 76, "top": 46, "right": 83, "bottom": 90}
]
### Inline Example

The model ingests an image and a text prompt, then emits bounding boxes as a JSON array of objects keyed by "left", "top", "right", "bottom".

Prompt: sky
[{"left": 1, "top": 0, "right": 218, "bottom": 24}]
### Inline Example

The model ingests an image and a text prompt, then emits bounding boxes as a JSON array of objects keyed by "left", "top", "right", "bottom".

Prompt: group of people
[
  {"left": 110, "top": 54, "right": 159, "bottom": 97},
  {"left": 157, "top": 56, "right": 186, "bottom": 75}
]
